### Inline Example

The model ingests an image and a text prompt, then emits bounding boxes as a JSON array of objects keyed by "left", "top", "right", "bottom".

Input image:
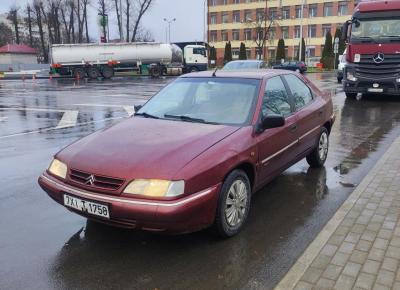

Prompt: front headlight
[
  {"left": 48, "top": 159, "right": 68, "bottom": 179},
  {"left": 347, "top": 72, "right": 357, "bottom": 82},
  {"left": 123, "top": 179, "right": 185, "bottom": 197}
]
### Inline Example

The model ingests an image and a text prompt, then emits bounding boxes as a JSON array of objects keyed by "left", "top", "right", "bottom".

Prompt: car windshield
[
  {"left": 223, "top": 62, "right": 260, "bottom": 70},
  {"left": 351, "top": 17, "right": 400, "bottom": 42},
  {"left": 137, "top": 77, "right": 260, "bottom": 126}
]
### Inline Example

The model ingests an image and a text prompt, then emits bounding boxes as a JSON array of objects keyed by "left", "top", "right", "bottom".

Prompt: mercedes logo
[
  {"left": 373, "top": 53, "right": 385, "bottom": 64},
  {"left": 85, "top": 175, "right": 95, "bottom": 185}
]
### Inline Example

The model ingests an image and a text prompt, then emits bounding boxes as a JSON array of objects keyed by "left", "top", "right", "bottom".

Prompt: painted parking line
[
  {"left": 73, "top": 103, "right": 136, "bottom": 116},
  {"left": 0, "top": 107, "right": 79, "bottom": 129},
  {"left": 0, "top": 117, "right": 8, "bottom": 122}
]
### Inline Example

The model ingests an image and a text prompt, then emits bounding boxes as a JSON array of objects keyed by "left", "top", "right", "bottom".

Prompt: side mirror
[
  {"left": 134, "top": 105, "right": 143, "bottom": 112},
  {"left": 257, "top": 114, "right": 285, "bottom": 133},
  {"left": 342, "top": 20, "right": 350, "bottom": 41}
]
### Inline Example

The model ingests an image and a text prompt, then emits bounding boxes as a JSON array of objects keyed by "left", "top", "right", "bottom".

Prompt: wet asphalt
[{"left": 1, "top": 73, "right": 400, "bottom": 290}]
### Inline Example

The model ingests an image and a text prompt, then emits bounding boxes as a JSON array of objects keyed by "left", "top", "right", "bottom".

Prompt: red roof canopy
[{"left": 0, "top": 44, "right": 37, "bottom": 54}]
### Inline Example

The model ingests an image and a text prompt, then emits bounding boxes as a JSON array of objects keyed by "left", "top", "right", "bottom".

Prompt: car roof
[
  {"left": 182, "top": 69, "right": 294, "bottom": 80},
  {"left": 227, "top": 60, "right": 263, "bottom": 63}
]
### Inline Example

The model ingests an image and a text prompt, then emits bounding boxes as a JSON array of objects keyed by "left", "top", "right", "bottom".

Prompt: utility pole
[
  {"left": 299, "top": 0, "right": 306, "bottom": 61},
  {"left": 204, "top": 0, "right": 207, "bottom": 43},
  {"left": 163, "top": 18, "right": 176, "bottom": 43}
]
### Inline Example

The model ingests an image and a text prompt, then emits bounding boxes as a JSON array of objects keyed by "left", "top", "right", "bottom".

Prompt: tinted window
[
  {"left": 262, "top": 76, "right": 292, "bottom": 118},
  {"left": 284, "top": 74, "right": 313, "bottom": 110}
]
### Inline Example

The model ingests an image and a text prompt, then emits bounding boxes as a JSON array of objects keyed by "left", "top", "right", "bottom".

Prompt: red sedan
[{"left": 39, "top": 70, "right": 334, "bottom": 237}]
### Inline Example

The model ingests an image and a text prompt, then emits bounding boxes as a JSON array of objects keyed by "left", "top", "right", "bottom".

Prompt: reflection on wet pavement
[{"left": 1, "top": 74, "right": 400, "bottom": 290}]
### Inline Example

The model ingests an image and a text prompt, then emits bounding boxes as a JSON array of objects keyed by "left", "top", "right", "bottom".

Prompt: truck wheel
[
  {"left": 306, "top": 127, "right": 329, "bottom": 168},
  {"left": 190, "top": 66, "right": 199, "bottom": 73},
  {"left": 87, "top": 67, "right": 100, "bottom": 80},
  {"left": 345, "top": 92, "right": 357, "bottom": 98},
  {"left": 150, "top": 66, "right": 161, "bottom": 78},
  {"left": 73, "top": 68, "right": 86, "bottom": 79},
  {"left": 214, "top": 169, "right": 251, "bottom": 238},
  {"left": 101, "top": 66, "right": 114, "bottom": 79}
]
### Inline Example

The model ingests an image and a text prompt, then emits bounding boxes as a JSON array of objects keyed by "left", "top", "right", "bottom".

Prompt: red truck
[{"left": 342, "top": 0, "right": 400, "bottom": 98}]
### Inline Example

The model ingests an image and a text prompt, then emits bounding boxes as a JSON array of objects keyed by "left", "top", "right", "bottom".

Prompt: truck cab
[
  {"left": 173, "top": 42, "right": 208, "bottom": 73},
  {"left": 342, "top": 0, "right": 400, "bottom": 98}
]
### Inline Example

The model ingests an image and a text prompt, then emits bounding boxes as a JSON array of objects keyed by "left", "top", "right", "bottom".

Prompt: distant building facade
[{"left": 207, "top": 0, "right": 357, "bottom": 65}]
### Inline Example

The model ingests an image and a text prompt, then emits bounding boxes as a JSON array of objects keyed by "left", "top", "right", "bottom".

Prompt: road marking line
[
  {"left": 123, "top": 106, "right": 135, "bottom": 117},
  {"left": 0, "top": 117, "right": 8, "bottom": 122},
  {"left": 0, "top": 107, "right": 66, "bottom": 113},
  {"left": 56, "top": 110, "right": 79, "bottom": 129}
]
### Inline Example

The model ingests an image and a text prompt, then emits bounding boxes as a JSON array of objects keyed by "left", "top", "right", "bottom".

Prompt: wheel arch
[{"left": 223, "top": 161, "right": 256, "bottom": 191}]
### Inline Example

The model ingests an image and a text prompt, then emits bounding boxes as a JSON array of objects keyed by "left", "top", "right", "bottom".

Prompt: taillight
[{"left": 52, "top": 63, "right": 62, "bottom": 68}]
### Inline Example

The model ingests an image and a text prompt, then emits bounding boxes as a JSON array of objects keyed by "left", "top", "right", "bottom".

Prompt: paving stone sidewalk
[{"left": 275, "top": 136, "right": 400, "bottom": 290}]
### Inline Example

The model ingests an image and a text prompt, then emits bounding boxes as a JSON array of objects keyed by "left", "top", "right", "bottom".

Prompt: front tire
[
  {"left": 306, "top": 127, "right": 329, "bottom": 168},
  {"left": 214, "top": 170, "right": 251, "bottom": 238}
]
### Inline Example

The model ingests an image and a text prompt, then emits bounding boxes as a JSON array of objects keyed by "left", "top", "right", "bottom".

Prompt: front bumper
[
  {"left": 38, "top": 173, "right": 220, "bottom": 233},
  {"left": 343, "top": 66, "right": 400, "bottom": 95}
]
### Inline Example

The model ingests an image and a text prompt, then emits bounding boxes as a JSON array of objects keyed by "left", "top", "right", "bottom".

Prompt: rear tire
[
  {"left": 101, "top": 66, "right": 114, "bottom": 79},
  {"left": 87, "top": 67, "right": 100, "bottom": 79},
  {"left": 306, "top": 127, "right": 329, "bottom": 168},
  {"left": 73, "top": 67, "right": 86, "bottom": 79},
  {"left": 214, "top": 169, "right": 251, "bottom": 238},
  {"left": 345, "top": 92, "right": 357, "bottom": 98}
]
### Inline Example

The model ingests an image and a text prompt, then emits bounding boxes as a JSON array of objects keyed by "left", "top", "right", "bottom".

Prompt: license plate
[
  {"left": 368, "top": 88, "right": 384, "bottom": 93},
  {"left": 64, "top": 194, "right": 110, "bottom": 219}
]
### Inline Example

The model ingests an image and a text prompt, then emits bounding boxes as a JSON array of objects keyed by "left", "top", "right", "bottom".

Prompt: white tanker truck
[{"left": 49, "top": 42, "right": 208, "bottom": 79}]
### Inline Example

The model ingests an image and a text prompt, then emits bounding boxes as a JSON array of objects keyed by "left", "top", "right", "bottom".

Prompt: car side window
[
  {"left": 284, "top": 74, "right": 313, "bottom": 111},
  {"left": 262, "top": 76, "right": 292, "bottom": 118}
]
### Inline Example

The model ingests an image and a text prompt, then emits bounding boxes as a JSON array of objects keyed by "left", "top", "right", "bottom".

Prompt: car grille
[
  {"left": 69, "top": 169, "right": 125, "bottom": 191},
  {"left": 356, "top": 54, "right": 400, "bottom": 79}
]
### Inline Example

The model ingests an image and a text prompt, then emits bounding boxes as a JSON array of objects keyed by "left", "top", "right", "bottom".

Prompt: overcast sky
[{"left": 0, "top": 0, "right": 206, "bottom": 43}]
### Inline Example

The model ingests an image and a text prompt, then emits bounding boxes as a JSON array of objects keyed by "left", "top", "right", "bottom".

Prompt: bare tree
[
  {"left": 131, "top": 0, "right": 153, "bottom": 42},
  {"left": 7, "top": 6, "right": 20, "bottom": 44},
  {"left": 135, "top": 26, "right": 153, "bottom": 42},
  {"left": 113, "top": 0, "right": 123, "bottom": 40},
  {"left": 25, "top": 4, "right": 34, "bottom": 46},
  {"left": 33, "top": 0, "right": 48, "bottom": 62},
  {"left": 82, "top": 0, "right": 90, "bottom": 42},
  {"left": 98, "top": 0, "right": 110, "bottom": 41},
  {"left": 125, "top": 0, "right": 130, "bottom": 42},
  {"left": 0, "top": 22, "right": 14, "bottom": 46}
]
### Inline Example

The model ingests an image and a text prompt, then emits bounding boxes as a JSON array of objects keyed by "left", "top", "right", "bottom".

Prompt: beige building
[{"left": 207, "top": 0, "right": 357, "bottom": 65}]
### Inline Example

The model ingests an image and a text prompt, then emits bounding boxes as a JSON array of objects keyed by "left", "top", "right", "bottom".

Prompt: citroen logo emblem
[
  {"left": 85, "top": 175, "right": 95, "bottom": 185},
  {"left": 373, "top": 53, "right": 384, "bottom": 64}
]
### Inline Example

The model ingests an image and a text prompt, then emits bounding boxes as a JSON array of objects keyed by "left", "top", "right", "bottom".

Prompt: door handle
[{"left": 289, "top": 124, "right": 298, "bottom": 133}]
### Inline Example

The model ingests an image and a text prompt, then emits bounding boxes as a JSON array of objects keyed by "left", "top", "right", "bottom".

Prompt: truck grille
[
  {"left": 69, "top": 169, "right": 125, "bottom": 191},
  {"left": 356, "top": 54, "right": 400, "bottom": 79}
]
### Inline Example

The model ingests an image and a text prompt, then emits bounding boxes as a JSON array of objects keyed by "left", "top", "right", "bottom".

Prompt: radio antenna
[{"left": 212, "top": 67, "right": 218, "bottom": 77}]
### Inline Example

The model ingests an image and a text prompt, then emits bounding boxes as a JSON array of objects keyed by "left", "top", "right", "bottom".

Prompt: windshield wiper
[
  {"left": 134, "top": 112, "right": 159, "bottom": 119},
  {"left": 164, "top": 114, "right": 217, "bottom": 124}
]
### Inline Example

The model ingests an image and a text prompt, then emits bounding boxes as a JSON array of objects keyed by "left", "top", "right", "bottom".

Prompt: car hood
[{"left": 57, "top": 117, "right": 240, "bottom": 181}]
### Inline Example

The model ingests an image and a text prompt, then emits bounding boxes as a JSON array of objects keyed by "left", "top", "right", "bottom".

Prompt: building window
[
  {"left": 256, "top": 9, "right": 264, "bottom": 22},
  {"left": 221, "top": 30, "right": 228, "bottom": 41},
  {"left": 322, "top": 24, "right": 331, "bottom": 37},
  {"left": 245, "top": 10, "right": 252, "bottom": 22},
  {"left": 232, "top": 30, "right": 240, "bottom": 41},
  {"left": 246, "top": 49, "right": 251, "bottom": 59},
  {"left": 269, "top": 49, "right": 276, "bottom": 60},
  {"left": 232, "top": 49, "right": 240, "bottom": 59},
  {"left": 324, "top": 3, "right": 333, "bottom": 17},
  {"left": 210, "top": 31, "right": 217, "bottom": 42},
  {"left": 234, "top": 0, "right": 240, "bottom": 4},
  {"left": 309, "top": 4, "right": 317, "bottom": 18},
  {"left": 308, "top": 25, "right": 316, "bottom": 38},
  {"left": 307, "top": 47, "right": 316, "bottom": 57},
  {"left": 294, "top": 26, "right": 301, "bottom": 38},
  {"left": 222, "top": 12, "right": 229, "bottom": 23},
  {"left": 282, "top": 7, "right": 290, "bottom": 19},
  {"left": 282, "top": 27, "right": 289, "bottom": 39},
  {"left": 295, "top": 6, "right": 302, "bottom": 18},
  {"left": 268, "top": 27, "right": 276, "bottom": 40},
  {"left": 210, "top": 13, "right": 217, "bottom": 24},
  {"left": 244, "top": 29, "right": 252, "bottom": 41},
  {"left": 210, "top": 0, "right": 217, "bottom": 6},
  {"left": 223, "top": 0, "right": 228, "bottom": 4},
  {"left": 269, "top": 8, "right": 277, "bottom": 20},
  {"left": 233, "top": 11, "right": 241, "bottom": 23},
  {"left": 338, "top": 1, "right": 348, "bottom": 16}
]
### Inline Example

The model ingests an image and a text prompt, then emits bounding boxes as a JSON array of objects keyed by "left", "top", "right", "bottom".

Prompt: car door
[
  {"left": 256, "top": 76, "right": 299, "bottom": 184},
  {"left": 283, "top": 74, "right": 324, "bottom": 158}
]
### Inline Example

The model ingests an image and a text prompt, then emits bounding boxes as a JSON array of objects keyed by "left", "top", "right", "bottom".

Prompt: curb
[{"left": 274, "top": 134, "right": 400, "bottom": 290}]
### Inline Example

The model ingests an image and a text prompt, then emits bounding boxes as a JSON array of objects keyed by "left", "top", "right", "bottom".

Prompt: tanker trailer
[{"left": 49, "top": 42, "right": 184, "bottom": 79}]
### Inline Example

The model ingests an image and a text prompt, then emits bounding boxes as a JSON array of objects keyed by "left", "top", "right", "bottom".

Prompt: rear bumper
[
  {"left": 343, "top": 66, "right": 400, "bottom": 95},
  {"left": 38, "top": 173, "right": 220, "bottom": 233}
]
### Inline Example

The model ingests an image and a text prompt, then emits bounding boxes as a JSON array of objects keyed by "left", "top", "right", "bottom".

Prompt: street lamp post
[{"left": 163, "top": 18, "right": 176, "bottom": 43}]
